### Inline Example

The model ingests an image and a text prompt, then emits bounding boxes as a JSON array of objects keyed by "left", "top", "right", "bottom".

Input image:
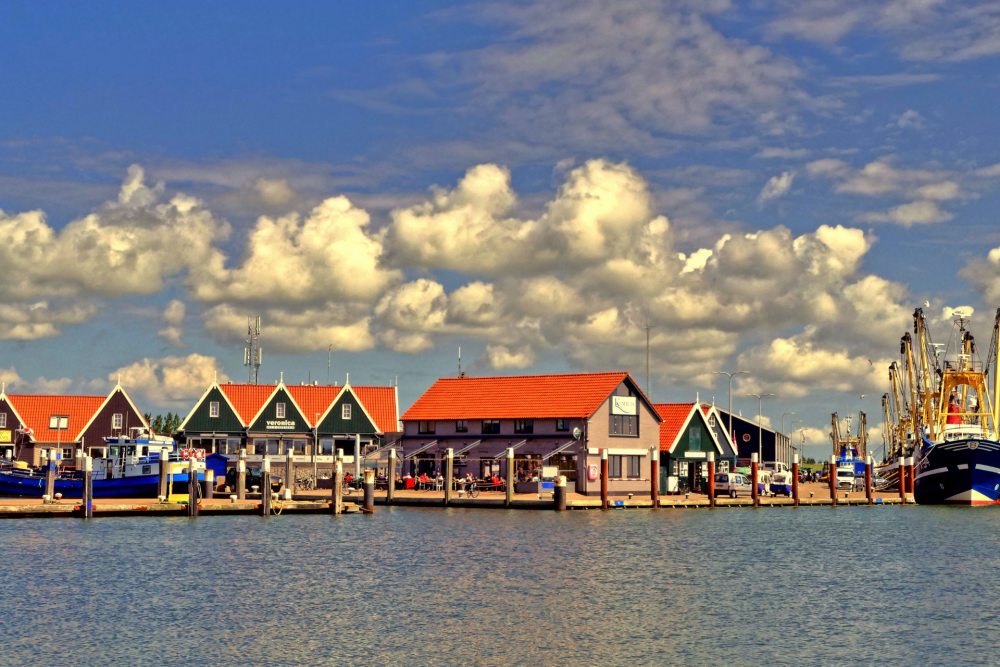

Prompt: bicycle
[
  {"left": 296, "top": 476, "right": 315, "bottom": 491},
  {"left": 465, "top": 482, "right": 480, "bottom": 498}
]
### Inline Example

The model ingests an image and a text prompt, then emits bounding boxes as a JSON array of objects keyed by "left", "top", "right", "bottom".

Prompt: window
[
  {"left": 514, "top": 419, "right": 533, "bottom": 434},
  {"left": 556, "top": 418, "right": 569, "bottom": 431},
  {"left": 718, "top": 460, "right": 730, "bottom": 473},
  {"left": 0, "top": 413, "right": 6, "bottom": 428},
  {"left": 62, "top": 448, "right": 73, "bottom": 461},
  {"left": 112, "top": 413, "right": 123, "bottom": 430},
  {"left": 689, "top": 426, "right": 702, "bottom": 451},
  {"left": 418, "top": 420, "right": 435, "bottom": 434},
  {"left": 609, "top": 455, "right": 622, "bottom": 478},
  {"left": 49, "top": 415, "right": 69, "bottom": 430},
  {"left": 209, "top": 401, "right": 219, "bottom": 418},
  {"left": 455, "top": 419, "right": 468, "bottom": 433},
  {"left": 320, "top": 439, "right": 335, "bottom": 455},
  {"left": 342, "top": 403, "right": 351, "bottom": 420},
  {"left": 482, "top": 419, "right": 501, "bottom": 434},
  {"left": 276, "top": 403, "right": 286, "bottom": 419},
  {"left": 626, "top": 455, "right": 641, "bottom": 478},
  {"left": 709, "top": 415, "right": 716, "bottom": 427},
  {"left": 610, "top": 415, "right": 638, "bottom": 436}
]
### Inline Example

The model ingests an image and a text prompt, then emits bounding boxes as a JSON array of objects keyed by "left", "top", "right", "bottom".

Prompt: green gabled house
[{"left": 653, "top": 402, "right": 738, "bottom": 494}]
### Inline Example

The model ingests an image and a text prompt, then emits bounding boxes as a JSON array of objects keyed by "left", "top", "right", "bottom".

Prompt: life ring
[
  {"left": 181, "top": 449, "right": 191, "bottom": 460},
  {"left": 194, "top": 449, "right": 206, "bottom": 460}
]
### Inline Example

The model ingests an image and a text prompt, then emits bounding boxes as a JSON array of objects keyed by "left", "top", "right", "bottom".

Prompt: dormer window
[
  {"left": 276, "top": 403, "right": 286, "bottom": 419},
  {"left": 49, "top": 416, "right": 69, "bottom": 430}
]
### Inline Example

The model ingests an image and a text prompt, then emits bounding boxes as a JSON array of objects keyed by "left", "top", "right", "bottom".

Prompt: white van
[
  {"left": 835, "top": 467, "right": 855, "bottom": 490},
  {"left": 713, "top": 472, "right": 752, "bottom": 498}
]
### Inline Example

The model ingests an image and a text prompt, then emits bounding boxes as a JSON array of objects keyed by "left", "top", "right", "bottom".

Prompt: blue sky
[{"left": 3, "top": 0, "right": 1000, "bottom": 459}]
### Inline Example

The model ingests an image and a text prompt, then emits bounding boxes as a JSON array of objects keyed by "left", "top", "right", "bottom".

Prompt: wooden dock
[{"left": 0, "top": 497, "right": 360, "bottom": 519}]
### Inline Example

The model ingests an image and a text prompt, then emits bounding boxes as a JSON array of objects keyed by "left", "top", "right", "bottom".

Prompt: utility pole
[
  {"left": 747, "top": 393, "right": 775, "bottom": 462},
  {"left": 714, "top": 371, "right": 748, "bottom": 445},
  {"left": 327, "top": 345, "right": 332, "bottom": 385}
]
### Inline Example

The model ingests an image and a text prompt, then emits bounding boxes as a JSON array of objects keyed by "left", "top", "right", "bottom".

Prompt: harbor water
[{"left": 0, "top": 506, "right": 994, "bottom": 667}]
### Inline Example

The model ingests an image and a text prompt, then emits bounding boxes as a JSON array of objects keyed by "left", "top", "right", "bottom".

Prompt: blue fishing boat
[{"left": 0, "top": 429, "right": 206, "bottom": 498}]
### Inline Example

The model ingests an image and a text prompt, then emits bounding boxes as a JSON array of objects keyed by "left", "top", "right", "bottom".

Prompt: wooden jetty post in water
[
  {"left": 44, "top": 449, "right": 56, "bottom": 501},
  {"left": 187, "top": 458, "right": 199, "bottom": 517},
  {"left": 204, "top": 469, "right": 214, "bottom": 500},
  {"left": 158, "top": 447, "right": 170, "bottom": 500},
  {"left": 354, "top": 434, "right": 362, "bottom": 481},
  {"left": 505, "top": 447, "right": 514, "bottom": 507},
  {"left": 444, "top": 448, "right": 453, "bottom": 506},
  {"left": 650, "top": 447, "right": 659, "bottom": 508},
  {"left": 898, "top": 457, "right": 906, "bottom": 503},
  {"left": 906, "top": 456, "right": 915, "bottom": 501},
  {"left": 865, "top": 455, "right": 873, "bottom": 506},
  {"left": 554, "top": 475, "right": 567, "bottom": 511},
  {"left": 751, "top": 453, "right": 759, "bottom": 508},
  {"left": 261, "top": 458, "right": 271, "bottom": 516},
  {"left": 236, "top": 450, "right": 247, "bottom": 500},
  {"left": 600, "top": 448, "right": 609, "bottom": 510},
  {"left": 792, "top": 451, "right": 800, "bottom": 507},
  {"left": 363, "top": 469, "right": 375, "bottom": 514},
  {"left": 387, "top": 448, "right": 396, "bottom": 505},
  {"left": 83, "top": 454, "right": 93, "bottom": 519},
  {"left": 286, "top": 451, "right": 294, "bottom": 494},
  {"left": 829, "top": 455, "right": 837, "bottom": 506},
  {"left": 333, "top": 454, "right": 343, "bottom": 516},
  {"left": 707, "top": 452, "right": 716, "bottom": 508}
]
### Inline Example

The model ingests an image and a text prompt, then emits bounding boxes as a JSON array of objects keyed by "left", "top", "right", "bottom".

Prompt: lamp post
[
  {"left": 781, "top": 412, "right": 795, "bottom": 436},
  {"left": 714, "top": 371, "right": 748, "bottom": 446},
  {"left": 747, "top": 393, "right": 775, "bottom": 462},
  {"left": 790, "top": 419, "right": 802, "bottom": 467}
]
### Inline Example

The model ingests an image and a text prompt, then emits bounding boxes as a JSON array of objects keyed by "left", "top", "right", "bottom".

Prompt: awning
[
  {"left": 404, "top": 440, "right": 438, "bottom": 460},
  {"left": 542, "top": 439, "right": 579, "bottom": 461},
  {"left": 453, "top": 440, "right": 481, "bottom": 456},
  {"left": 492, "top": 439, "right": 528, "bottom": 460},
  {"left": 363, "top": 440, "right": 401, "bottom": 460}
]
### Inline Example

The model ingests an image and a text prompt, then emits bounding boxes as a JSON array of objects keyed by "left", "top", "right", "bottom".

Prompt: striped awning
[
  {"left": 492, "top": 439, "right": 528, "bottom": 459},
  {"left": 404, "top": 440, "right": 438, "bottom": 460},
  {"left": 542, "top": 439, "right": 579, "bottom": 461},
  {"left": 453, "top": 439, "right": 482, "bottom": 456}
]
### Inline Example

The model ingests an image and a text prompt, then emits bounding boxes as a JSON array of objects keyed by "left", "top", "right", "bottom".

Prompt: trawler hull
[{"left": 914, "top": 438, "right": 1000, "bottom": 505}]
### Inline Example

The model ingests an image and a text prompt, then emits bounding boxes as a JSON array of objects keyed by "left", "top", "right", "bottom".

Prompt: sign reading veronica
[{"left": 612, "top": 397, "right": 637, "bottom": 415}]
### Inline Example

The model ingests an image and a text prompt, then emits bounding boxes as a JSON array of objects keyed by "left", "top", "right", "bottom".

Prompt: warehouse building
[
  {"left": 399, "top": 372, "right": 661, "bottom": 496},
  {"left": 714, "top": 408, "right": 791, "bottom": 466}
]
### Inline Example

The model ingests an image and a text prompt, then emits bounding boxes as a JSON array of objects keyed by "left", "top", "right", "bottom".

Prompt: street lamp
[
  {"left": 781, "top": 412, "right": 795, "bottom": 436},
  {"left": 790, "top": 419, "right": 802, "bottom": 465},
  {"left": 714, "top": 371, "right": 748, "bottom": 445},
  {"left": 747, "top": 393, "right": 775, "bottom": 461}
]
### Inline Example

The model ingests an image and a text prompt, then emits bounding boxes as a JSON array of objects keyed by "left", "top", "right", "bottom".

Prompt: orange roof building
[
  {"left": 652, "top": 402, "right": 738, "bottom": 492},
  {"left": 176, "top": 376, "right": 400, "bottom": 465},
  {"left": 0, "top": 383, "right": 148, "bottom": 465},
  {"left": 400, "top": 372, "right": 661, "bottom": 497}
]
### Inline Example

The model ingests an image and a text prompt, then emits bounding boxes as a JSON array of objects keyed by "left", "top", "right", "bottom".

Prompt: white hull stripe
[
  {"left": 976, "top": 464, "right": 1000, "bottom": 474},
  {"left": 916, "top": 467, "right": 949, "bottom": 480},
  {"left": 957, "top": 464, "right": 969, "bottom": 470}
]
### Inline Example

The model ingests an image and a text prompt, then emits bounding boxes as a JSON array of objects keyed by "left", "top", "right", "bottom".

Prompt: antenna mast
[
  {"left": 644, "top": 310, "right": 656, "bottom": 399},
  {"left": 458, "top": 347, "right": 463, "bottom": 378},
  {"left": 244, "top": 316, "right": 262, "bottom": 384}
]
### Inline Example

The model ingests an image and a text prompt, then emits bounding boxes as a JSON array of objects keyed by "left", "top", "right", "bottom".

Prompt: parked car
[
  {"left": 835, "top": 467, "right": 855, "bottom": 490},
  {"left": 225, "top": 466, "right": 282, "bottom": 493},
  {"left": 713, "top": 472, "right": 752, "bottom": 498}
]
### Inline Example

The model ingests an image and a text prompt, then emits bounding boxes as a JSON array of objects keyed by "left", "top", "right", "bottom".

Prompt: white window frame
[
  {"left": 276, "top": 403, "right": 286, "bottom": 419},
  {"left": 112, "top": 413, "right": 123, "bottom": 429},
  {"left": 0, "top": 413, "right": 5, "bottom": 428},
  {"left": 342, "top": 403, "right": 351, "bottom": 420},
  {"left": 210, "top": 401, "right": 219, "bottom": 418},
  {"left": 49, "top": 415, "right": 69, "bottom": 430}
]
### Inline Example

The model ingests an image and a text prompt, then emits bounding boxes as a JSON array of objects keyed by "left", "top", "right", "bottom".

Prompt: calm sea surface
[{"left": 0, "top": 506, "right": 994, "bottom": 667}]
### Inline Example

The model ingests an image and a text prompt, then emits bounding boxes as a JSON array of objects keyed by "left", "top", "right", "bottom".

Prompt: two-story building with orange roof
[
  {"left": 176, "top": 375, "right": 399, "bottom": 474},
  {"left": 400, "top": 372, "right": 661, "bottom": 496},
  {"left": 0, "top": 382, "right": 147, "bottom": 465}
]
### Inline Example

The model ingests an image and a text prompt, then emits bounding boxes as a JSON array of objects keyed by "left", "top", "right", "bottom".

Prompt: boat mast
[
  {"left": 902, "top": 333, "right": 920, "bottom": 453},
  {"left": 990, "top": 308, "right": 1000, "bottom": 439}
]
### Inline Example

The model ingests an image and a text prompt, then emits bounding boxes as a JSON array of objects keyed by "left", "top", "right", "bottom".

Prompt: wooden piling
[
  {"left": 187, "top": 458, "right": 199, "bottom": 517},
  {"left": 363, "top": 469, "right": 375, "bottom": 514},
  {"left": 45, "top": 449, "right": 56, "bottom": 501},
  {"left": 792, "top": 451, "right": 800, "bottom": 507},
  {"left": 751, "top": 453, "right": 759, "bottom": 508},
  {"left": 237, "top": 449, "right": 246, "bottom": 500},
  {"left": 286, "top": 453, "right": 294, "bottom": 493},
  {"left": 204, "top": 469, "right": 215, "bottom": 500},
  {"left": 83, "top": 455, "right": 93, "bottom": 519},
  {"left": 650, "top": 447, "right": 659, "bottom": 508},
  {"left": 444, "top": 448, "right": 453, "bottom": 506},
  {"left": 898, "top": 457, "right": 906, "bottom": 503},
  {"left": 906, "top": 456, "right": 915, "bottom": 499},
  {"left": 707, "top": 452, "right": 716, "bottom": 509},
  {"left": 865, "top": 455, "right": 873, "bottom": 506},
  {"left": 261, "top": 458, "right": 271, "bottom": 516},
  {"left": 600, "top": 448, "right": 609, "bottom": 510},
  {"left": 158, "top": 447, "right": 170, "bottom": 500},
  {"left": 829, "top": 455, "right": 837, "bottom": 506},
  {"left": 554, "top": 475, "right": 567, "bottom": 511},
  {"left": 387, "top": 448, "right": 396, "bottom": 506},
  {"left": 505, "top": 447, "right": 514, "bottom": 507},
  {"left": 333, "top": 457, "right": 343, "bottom": 515}
]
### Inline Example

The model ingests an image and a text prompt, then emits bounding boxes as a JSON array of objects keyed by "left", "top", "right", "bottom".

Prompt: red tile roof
[
  {"left": 403, "top": 372, "right": 649, "bottom": 421},
  {"left": 287, "top": 385, "right": 341, "bottom": 426},
  {"left": 653, "top": 403, "right": 696, "bottom": 451},
  {"left": 353, "top": 386, "right": 398, "bottom": 433},
  {"left": 219, "top": 384, "right": 275, "bottom": 425},
  {"left": 6, "top": 394, "right": 107, "bottom": 443}
]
